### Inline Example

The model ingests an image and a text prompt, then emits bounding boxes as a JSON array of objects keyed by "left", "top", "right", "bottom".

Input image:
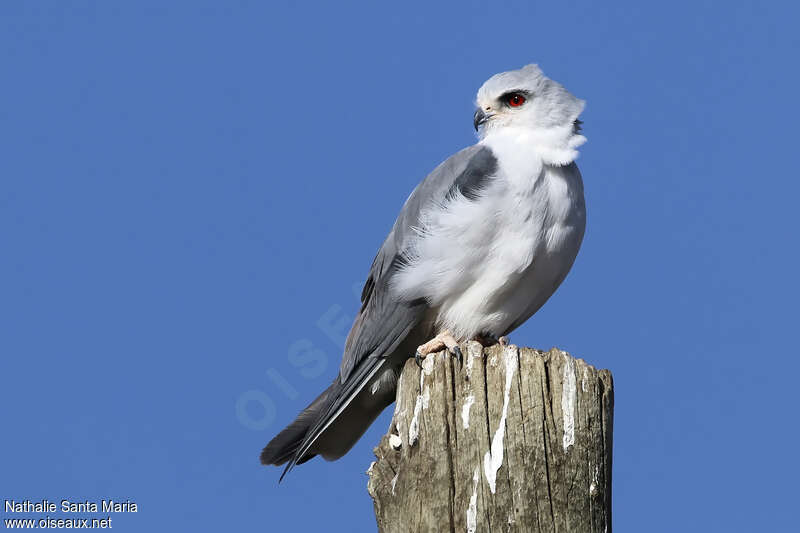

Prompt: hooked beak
[{"left": 473, "top": 108, "right": 491, "bottom": 131}]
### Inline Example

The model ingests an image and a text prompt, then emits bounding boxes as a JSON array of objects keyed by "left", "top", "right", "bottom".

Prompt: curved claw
[
  {"left": 415, "top": 350, "right": 424, "bottom": 369},
  {"left": 452, "top": 345, "right": 463, "bottom": 366}
]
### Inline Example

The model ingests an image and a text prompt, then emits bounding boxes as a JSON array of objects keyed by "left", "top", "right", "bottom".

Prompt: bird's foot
[
  {"left": 415, "top": 330, "right": 462, "bottom": 368},
  {"left": 472, "top": 334, "right": 510, "bottom": 347}
]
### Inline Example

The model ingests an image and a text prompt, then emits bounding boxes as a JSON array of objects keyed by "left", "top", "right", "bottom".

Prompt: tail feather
[
  {"left": 260, "top": 358, "right": 389, "bottom": 481},
  {"left": 259, "top": 380, "right": 338, "bottom": 467},
  {"left": 263, "top": 324, "right": 417, "bottom": 480}
]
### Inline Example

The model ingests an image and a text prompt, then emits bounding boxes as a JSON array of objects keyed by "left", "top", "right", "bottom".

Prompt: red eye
[{"left": 506, "top": 93, "right": 526, "bottom": 107}]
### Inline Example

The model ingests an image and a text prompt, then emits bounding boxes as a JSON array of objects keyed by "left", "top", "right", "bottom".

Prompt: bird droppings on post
[
  {"left": 461, "top": 394, "right": 475, "bottom": 429},
  {"left": 421, "top": 353, "right": 435, "bottom": 378},
  {"left": 389, "top": 433, "right": 402, "bottom": 450},
  {"left": 465, "top": 341, "right": 480, "bottom": 380},
  {"left": 466, "top": 467, "right": 479, "bottom": 533},
  {"left": 561, "top": 356, "right": 577, "bottom": 451},
  {"left": 582, "top": 365, "right": 590, "bottom": 393},
  {"left": 391, "top": 376, "right": 408, "bottom": 445},
  {"left": 483, "top": 345, "right": 518, "bottom": 493},
  {"left": 408, "top": 356, "right": 433, "bottom": 446},
  {"left": 395, "top": 372, "right": 403, "bottom": 403},
  {"left": 408, "top": 395, "right": 423, "bottom": 446},
  {"left": 367, "top": 344, "right": 613, "bottom": 533}
]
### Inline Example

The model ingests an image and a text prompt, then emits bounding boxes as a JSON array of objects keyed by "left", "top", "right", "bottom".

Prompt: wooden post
[{"left": 367, "top": 342, "right": 613, "bottom": 533}]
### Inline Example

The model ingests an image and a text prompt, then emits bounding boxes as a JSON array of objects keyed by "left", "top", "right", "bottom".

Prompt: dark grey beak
[{"left": 473, "top": 108, "right": 488, "bottom": 131}]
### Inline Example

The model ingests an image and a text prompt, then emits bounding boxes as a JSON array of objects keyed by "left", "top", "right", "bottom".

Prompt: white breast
[{"left": 393, "top": 131, "right": 586, "bottom": 340}]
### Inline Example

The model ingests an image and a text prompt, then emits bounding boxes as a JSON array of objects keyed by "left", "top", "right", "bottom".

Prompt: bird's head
[{"left": 474, "top": 64, "right": 585, "bottom": 141}]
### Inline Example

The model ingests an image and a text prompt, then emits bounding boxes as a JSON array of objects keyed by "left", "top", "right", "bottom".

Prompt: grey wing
[
  {"left": 281, "top": 144, "right": 498, "bottom": 477},
  {"left": 339, "top": 143, "right": 498, "bottom": 381}
]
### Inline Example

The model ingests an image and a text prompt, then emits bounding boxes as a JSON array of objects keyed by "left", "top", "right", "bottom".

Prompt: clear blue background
[{"left": 2, "top": 1, "right": 798, "bottom": 531}]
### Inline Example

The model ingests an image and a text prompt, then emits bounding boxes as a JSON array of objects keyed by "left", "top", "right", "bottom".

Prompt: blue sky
[{"left": 2, "top": 1, "right": 798, "bottom": 531}]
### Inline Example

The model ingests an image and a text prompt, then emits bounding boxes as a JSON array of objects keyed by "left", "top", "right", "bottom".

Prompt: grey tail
[{"left": 259, "top": 379, "right": 339, "bottom": 479}]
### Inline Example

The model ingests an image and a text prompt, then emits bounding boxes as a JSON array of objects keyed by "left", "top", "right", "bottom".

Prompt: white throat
[{"left": 480, "top": 123, "right": 586, "bottom": 167}]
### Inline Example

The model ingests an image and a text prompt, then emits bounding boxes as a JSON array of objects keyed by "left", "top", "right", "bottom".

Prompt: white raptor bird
[{"left": 261, "top": 64, "right": 587, "bottom": 479}]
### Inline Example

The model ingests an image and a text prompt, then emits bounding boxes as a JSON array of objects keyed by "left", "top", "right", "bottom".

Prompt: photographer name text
[{"left": 5, "top": 499, "right": 137, "bottom": 514}]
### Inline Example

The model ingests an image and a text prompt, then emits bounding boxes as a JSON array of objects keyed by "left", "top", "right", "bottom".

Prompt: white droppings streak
[
  {"left": 408, "top": 394, "right": 423, "bottom": 446},
  {"left": 394, "top": 410, "right": 407, "bottom": 445},
  {"left": 465, "top": 342, "right": 477, "bottom": 379},
  {"left": 483, "top": 346, "right": 517, "bottom": 493},
  {"left": 408, "top": 354, "right": 435, "bottom": 446},
  {"left": 393, "top": 373, "right": 408, "bottom": 444},
  {"left": 421, "top": 387, "right": 430, "bottom": 409},
  {"left": 421, "top": 352, "right": 435, "bottom": 379},
  {"left": 466, "top": 466, "right": 479, "bottom": 533},
  {"left": 461, "top": 394, "right": 475, "bottom": 429},
  {"left": 396, "top": 372, "right": 403, "bottom": 403},
  {"left": 562, "top": 358, "right": 576, "bottom": 450},
  {"left": 389, "top": 433, "right": 402, "bottom": 450},
  {"left": 391, "top": 472, "right": 399, "bottom": 495}
]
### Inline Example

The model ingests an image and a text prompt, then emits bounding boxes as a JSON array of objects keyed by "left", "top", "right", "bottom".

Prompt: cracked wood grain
[{"left": 367, "top": 343, "right": 613, "bottom": 533}]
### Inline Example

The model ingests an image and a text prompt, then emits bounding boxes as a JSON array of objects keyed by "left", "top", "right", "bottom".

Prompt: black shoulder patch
[{"left": 445, "top": 146, "right": 498, "bottom": 202}]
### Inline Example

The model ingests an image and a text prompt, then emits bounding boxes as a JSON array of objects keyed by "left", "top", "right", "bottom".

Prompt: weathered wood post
[{"left": 367, "top": 342, "right": 613, "bottom": 533}]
